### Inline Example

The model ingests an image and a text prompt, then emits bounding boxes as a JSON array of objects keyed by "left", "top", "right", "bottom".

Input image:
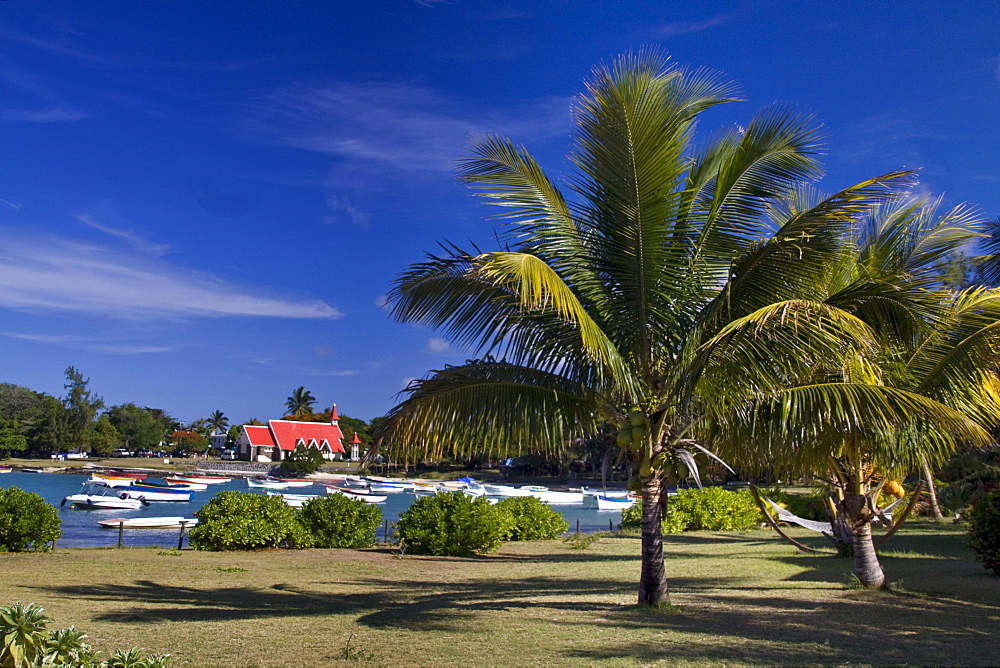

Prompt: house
[{"left": 236, "top": 405, "right": 346, "bottom": 462}]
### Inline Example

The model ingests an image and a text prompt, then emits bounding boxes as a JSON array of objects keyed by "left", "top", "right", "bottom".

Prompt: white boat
[
  {"left": 368, "top": 483, "right": 407, "bottom": 494},
  {"left": 247, "top": 477, "right": 292, "bottom": 489},
  {"left": 325, "top": 486, "right": 387, "bottom": 503},
  {"left": 484, "top": 484, "right": 583, "bottom": 504},
  {"left": 483, "top": 484, "right": 534, "bottom": 497},
  {"left": 171, "top": 473, "right": 230, "bottom": 484},
  {"left": 410, "top": 483, "right": 438, "bottom": 495},
  {"left": 117, "top": 485, "right": 193, "bottom": 502},
  {"left": 265, "top": 491, "right": 320, "bottom": 508},
  {"left": 88, "top": 474, "right": 134, "bottom": 488},
  {"left": 164, "top": 477, "right": 208, "bottom": 491},
  {"left": 268, "top": 477, "right": 314, "bottom": 488},
  {"left": 61, "top": 484, "right": 147, "bottom": 510},
  {"left": 363, "top": 477, "right": 414, "bottom": 491},
  {"left": 594, "top": 495, "right": 636, "bottom": 510},
  {"left": 98, "top": 517, "right": 199, "bottom": 529}
]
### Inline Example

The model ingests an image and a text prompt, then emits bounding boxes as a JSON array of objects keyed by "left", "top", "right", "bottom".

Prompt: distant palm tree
[
  {"left": 207, "top": 410, "right": 229, "bottom": 435},
  {"left": 285, "top": 387, "right": 316, "bottom": 417}
]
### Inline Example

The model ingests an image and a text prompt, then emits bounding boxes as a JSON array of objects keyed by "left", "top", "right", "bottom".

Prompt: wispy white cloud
[
  {"left": 0, "top": 233, "right": 342, "bottom": 320},
  {"left": 427, "top": 337, "right": 452, "bottom": 354},
  {"left": 325, "top": 194, "right": 372, "bottom": 229},
  {"left": 652, "top": 16, "right": 728, "bottom": 38},
  {"left": 2, "top": 332, "right": 172, "bottom": 355},
  {"left": 77, "top": 214, "right": 171, "bottom": 256},
  {"left": 0, "top": 107, "right": 89, "bottom": 122},
  {"left": 249, "top": 80, "right": 572, "bottom": 172},
  {"left": 374, "top": 295, "right": 390, "bottom": 309}
]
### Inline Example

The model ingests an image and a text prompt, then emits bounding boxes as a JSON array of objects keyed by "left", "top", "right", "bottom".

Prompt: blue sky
[{"left": 0, "top": 1, "right": 997, "bottom": 424}]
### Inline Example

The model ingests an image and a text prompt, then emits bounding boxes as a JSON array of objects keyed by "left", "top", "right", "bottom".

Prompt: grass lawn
[{"left": 2, "top": 520, "right": 998, "bottom": 666}]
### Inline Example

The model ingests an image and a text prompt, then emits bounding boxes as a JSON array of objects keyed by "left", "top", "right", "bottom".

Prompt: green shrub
[
  {"left": 188, "top": 491, "right": 312, "bottom": 550},
  {"left": 967, "top": 488, "right": 1000, "bottom": 575},
  {"left": 758, "top": 487, "right": 829, "bottom": 522},
  {"left": 279, "top": 445, "right": 326, "bottom": 475},
  {"left": 297, "top": 494, "right": 383, "bottom": 548},
  {"left": 495, "top": 496, "right": 568, "bottom": 540},
  {"left": 619, "top": 487, "right": 760, "bottom": 533},
  {"left": 0, "top": 486, "right": 61, "bottom": 552},
  {"left": 395, "top": 491, "right": 505, "bottom": 556}
]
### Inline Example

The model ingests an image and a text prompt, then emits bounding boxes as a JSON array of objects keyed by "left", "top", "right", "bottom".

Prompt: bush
[
  {"left": 296, "top": 494, "right": 383, "bottom": 548},
  {"left": 0, "top": 486, "right": 61, "bottom": 552},
  {"left": 279, "top": 445, "right": 326, "bottom": 475},
  {"left": 496, "top": 496, "right": 569, "bottom": 540},
  {"left": 620, "top": 487, "right": 760, "bottom": 533},
  {"left": 967, "top": 488, "right": 1000, "bottom": 575},
  {"left": 0, "top": 602, "right": 170, "bottom": 667},
  {"left": 188, "top": 491, "right": 312, "bottom": 550},
  {"left": 395, "top": 491, "right": 505, "bottom": 556},
  {"left": 758, "top": 487, "right": 829, "bottom": 522}
]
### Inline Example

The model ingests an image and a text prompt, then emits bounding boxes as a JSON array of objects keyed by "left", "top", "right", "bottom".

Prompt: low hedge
[
  {"left": 0, "top": 486, "right": 61, "bottom": 552},
  {"left": 620, "top": 486, "right": 761, "bottom": 533}
]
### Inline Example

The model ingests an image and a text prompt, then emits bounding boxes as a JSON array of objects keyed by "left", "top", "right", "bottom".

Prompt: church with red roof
[{"left": 235, "top": 405, "right": 347, "bottom": 462}]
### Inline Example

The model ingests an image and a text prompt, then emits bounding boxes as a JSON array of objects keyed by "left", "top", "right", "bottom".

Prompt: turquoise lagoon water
[{"left": 1, "top": 472, "right": 625, "bottom": 548}]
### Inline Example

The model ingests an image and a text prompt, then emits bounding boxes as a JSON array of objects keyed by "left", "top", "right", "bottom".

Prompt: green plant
[
  {"left": 563, "top": 532, "right": 600, "bottom": 550},
  {"left": 336, "top": 634, "right": 381, "bottom": 662},
  {"left": 188, "top": 491, "right": 312, "bottom": 551},
  {"left": 279, "top": 445, "right": 326, "bottom": 475},
  {"left": 395, "top": 491, "right": 505, "bottom": 556},
  {"left": 0, "top": 487, "right": 61, "bottom": 552},
  {"left": 620, "top": 487, "right": 760, "bottom": 534},
  {"left": 215, "top": 567, "right": 246, "bottom": 573},
  {"left": 104, "top": 647, "right": 171, "bottom": 668},
  {"left": 0, "top": 602, "right": 52, "bottom": 667},
  {"left": 967, "top": 488, "right": 1000, "bottom": 575},
  {"left": 296, "top": 494, "right": 382, "bottom": 548},
  {"left": 495, "top": 496, "right": 568, "bottom": 541}
]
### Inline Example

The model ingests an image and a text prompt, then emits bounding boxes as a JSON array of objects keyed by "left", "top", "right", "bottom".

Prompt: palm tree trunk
[
  {"left": 921, "top": 456, "right": 944, "bottom": 520},
  {"left": 638, "top": 476, "right": 669, "bottom": 605},
  {"left": 851, "top": 521, "right": 886, "bottom": 588}
]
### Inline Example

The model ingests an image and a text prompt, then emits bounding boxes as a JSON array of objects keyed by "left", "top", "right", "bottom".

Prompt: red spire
[
  {"left": 330, "top": 404, "right": 339, "bottom": 422},
  {"left": 351, "top": 432, "right": 362, "bottom": 444}
]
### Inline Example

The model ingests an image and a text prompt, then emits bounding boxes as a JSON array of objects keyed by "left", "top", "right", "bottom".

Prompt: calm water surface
[{"left": 1, "top": 472, "right": 625, "bottom": 548}]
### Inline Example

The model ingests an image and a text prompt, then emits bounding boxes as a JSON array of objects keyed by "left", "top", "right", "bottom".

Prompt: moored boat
[
  {"left": 325, "top": 486, "right": 387, "bottom": 503},
  {"left": 163, "top": 478, "right": 208, "bottom": 491},
  {"left": 88, "top": 474, "right": 136, "bottom": 488},
  {"left": 61, "top": 484, "right": 147, "bottom": 510},
  {"left": 170, "top": 473, "right": 230, "bottom": 484},
  {"left": 594, "top": 494, "right": 637, "bottom": 510},
  {"left": 247, "top": 477, "right": 292, "bottom": 489},
  {"left": 0, "top": 467, "right": 11, "bottom": 473},
  {"left": 98, "top": 517, "right": 198, "bottom": 529},
  {"left": 268, "top": 477, "right": 314, "bottom": 487},
  {"left": 117, "top": 485, "right": 192, "bottom": 502},
  {"left": 265, "top": 491, "right": 320, "bottom": 508}
]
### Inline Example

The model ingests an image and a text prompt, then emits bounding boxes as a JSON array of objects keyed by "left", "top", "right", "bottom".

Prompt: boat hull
[
  {"left": 61, "top": 494, "right": 144, "bottom": 510},
  {"left": 98, "top": 517, "right": 199, "bottom": 529}
]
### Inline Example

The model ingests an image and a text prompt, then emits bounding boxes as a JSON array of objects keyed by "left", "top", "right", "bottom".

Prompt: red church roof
[
  {"left": 267, "top": 419, "right": 345, "bottom": 452},
  {"left": 243, "top": 425, "right": 276, "bottom": 447}
]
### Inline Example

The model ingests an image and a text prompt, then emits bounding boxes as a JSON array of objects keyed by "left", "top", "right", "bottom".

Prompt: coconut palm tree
[
  {"left": 375, "top": 50, "right": 987, "bottom": 603},
  {"left": 701, "top": 196, "right": 1000, "bottom": 586},
  {"left": 207, "top": 410, "right": 229, "bottom": 435},
  {"left": 285, "top": 387, "right": 316, "bottom": 417}
]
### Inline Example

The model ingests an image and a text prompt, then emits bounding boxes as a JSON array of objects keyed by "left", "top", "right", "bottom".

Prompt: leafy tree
[
  {"left": 82, "top": 415, "right": 119, "bottom": 457},
  {"left": 284, "top": 387, "right": 316, "bottom": 417},
  {"left": 296, "top": 495, "right": 382, "bottom": 548},
  {"left": 337, "top": 414, "right": 370, "bottom": 444},
  {"left": 373, "top": 51, "right": 989, "bottom": 600},
  {"left": 185, "top": 417, "right": 210, "bottom": 437},
  {"left": 279, "top": 445, "right": 326, "bottom": 475},
  {"left": 30, "top": 397, "right": 73, "bottom": 456},
  {"left": 0, "top": 421, "right": 28, "bottom": 458},
  {"left": 62, "top": 367, "right": 103, "bottom": 447},
  {"left": 170, "top": 430, "right": 208, "bottom": 456},
  {"left": 107, "top": 404, "right": 168, "bottom": 451}
]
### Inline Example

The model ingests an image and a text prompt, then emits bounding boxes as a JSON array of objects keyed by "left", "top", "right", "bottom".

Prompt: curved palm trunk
[
  {"left": 839, "top": 492, "right": 886, "bottom": 587},
  {"left": 638, "top": 476, "right": 669, "bottom": 605},
  {"left": 921, "top": 456, "right": 944, "bottom": 520}
]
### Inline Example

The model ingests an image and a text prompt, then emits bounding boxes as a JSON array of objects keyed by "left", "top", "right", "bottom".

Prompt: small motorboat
[
  {"left": 410, "top": 482, "right": 438, "bottom": 495},
  {"left": 163, "top": 478, "right": 208, "bottom": 491},
  {"left": 594, "top": 494, "right": 637, "bottom": 510},
  {"left": 106, "top": 471, "right": 148, "bottom": 480},
  {"left": 265, "top": 491, "right": 320, "bottom": 508},
  {"left": 325, "top": 486, "right": 387, "bottom": 503},
  {"left": 98, "top": 517, "right": 199, "bottom": 529},
  {"left": 0, "top": 467, "right": 12, "bottom": 473},
  {"left": 268, "top": 477, "right": 314, "bottom": 488},
  {"left": 247, "top": 477, "right": 292, "bottom": 489},
  {"left": 88, "top": 474, "right": 135, "bottom": 488},
  {"left": 170, "top": 473, "right": 230, "bottom": 484},
  {"left": 62, "top": 484, "right": 148, "bottom": 510},
  {"left": 363, "top": 476, "right": 414, "bottom": 491},
  {"left": 117, "top": 485, "right": 192, "bottom": 502}
]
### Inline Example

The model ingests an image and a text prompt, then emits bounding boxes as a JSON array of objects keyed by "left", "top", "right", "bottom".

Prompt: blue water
[{"left": 0, "top": 472, "right": 625, "bottom": 548}]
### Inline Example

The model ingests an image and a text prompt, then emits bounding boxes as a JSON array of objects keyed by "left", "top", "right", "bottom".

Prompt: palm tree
[
  {"left": 285, "top": 387, "right": 316, "bottom": 417},
  {"left": 374, "top": 51, "right": 972, "bottom": 603},
  {"left": 207, "top": 410, "right": 229, "bottom": 435},
  {"left": 701, "top": 196, "right": 1000, "bottom": 586}
]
